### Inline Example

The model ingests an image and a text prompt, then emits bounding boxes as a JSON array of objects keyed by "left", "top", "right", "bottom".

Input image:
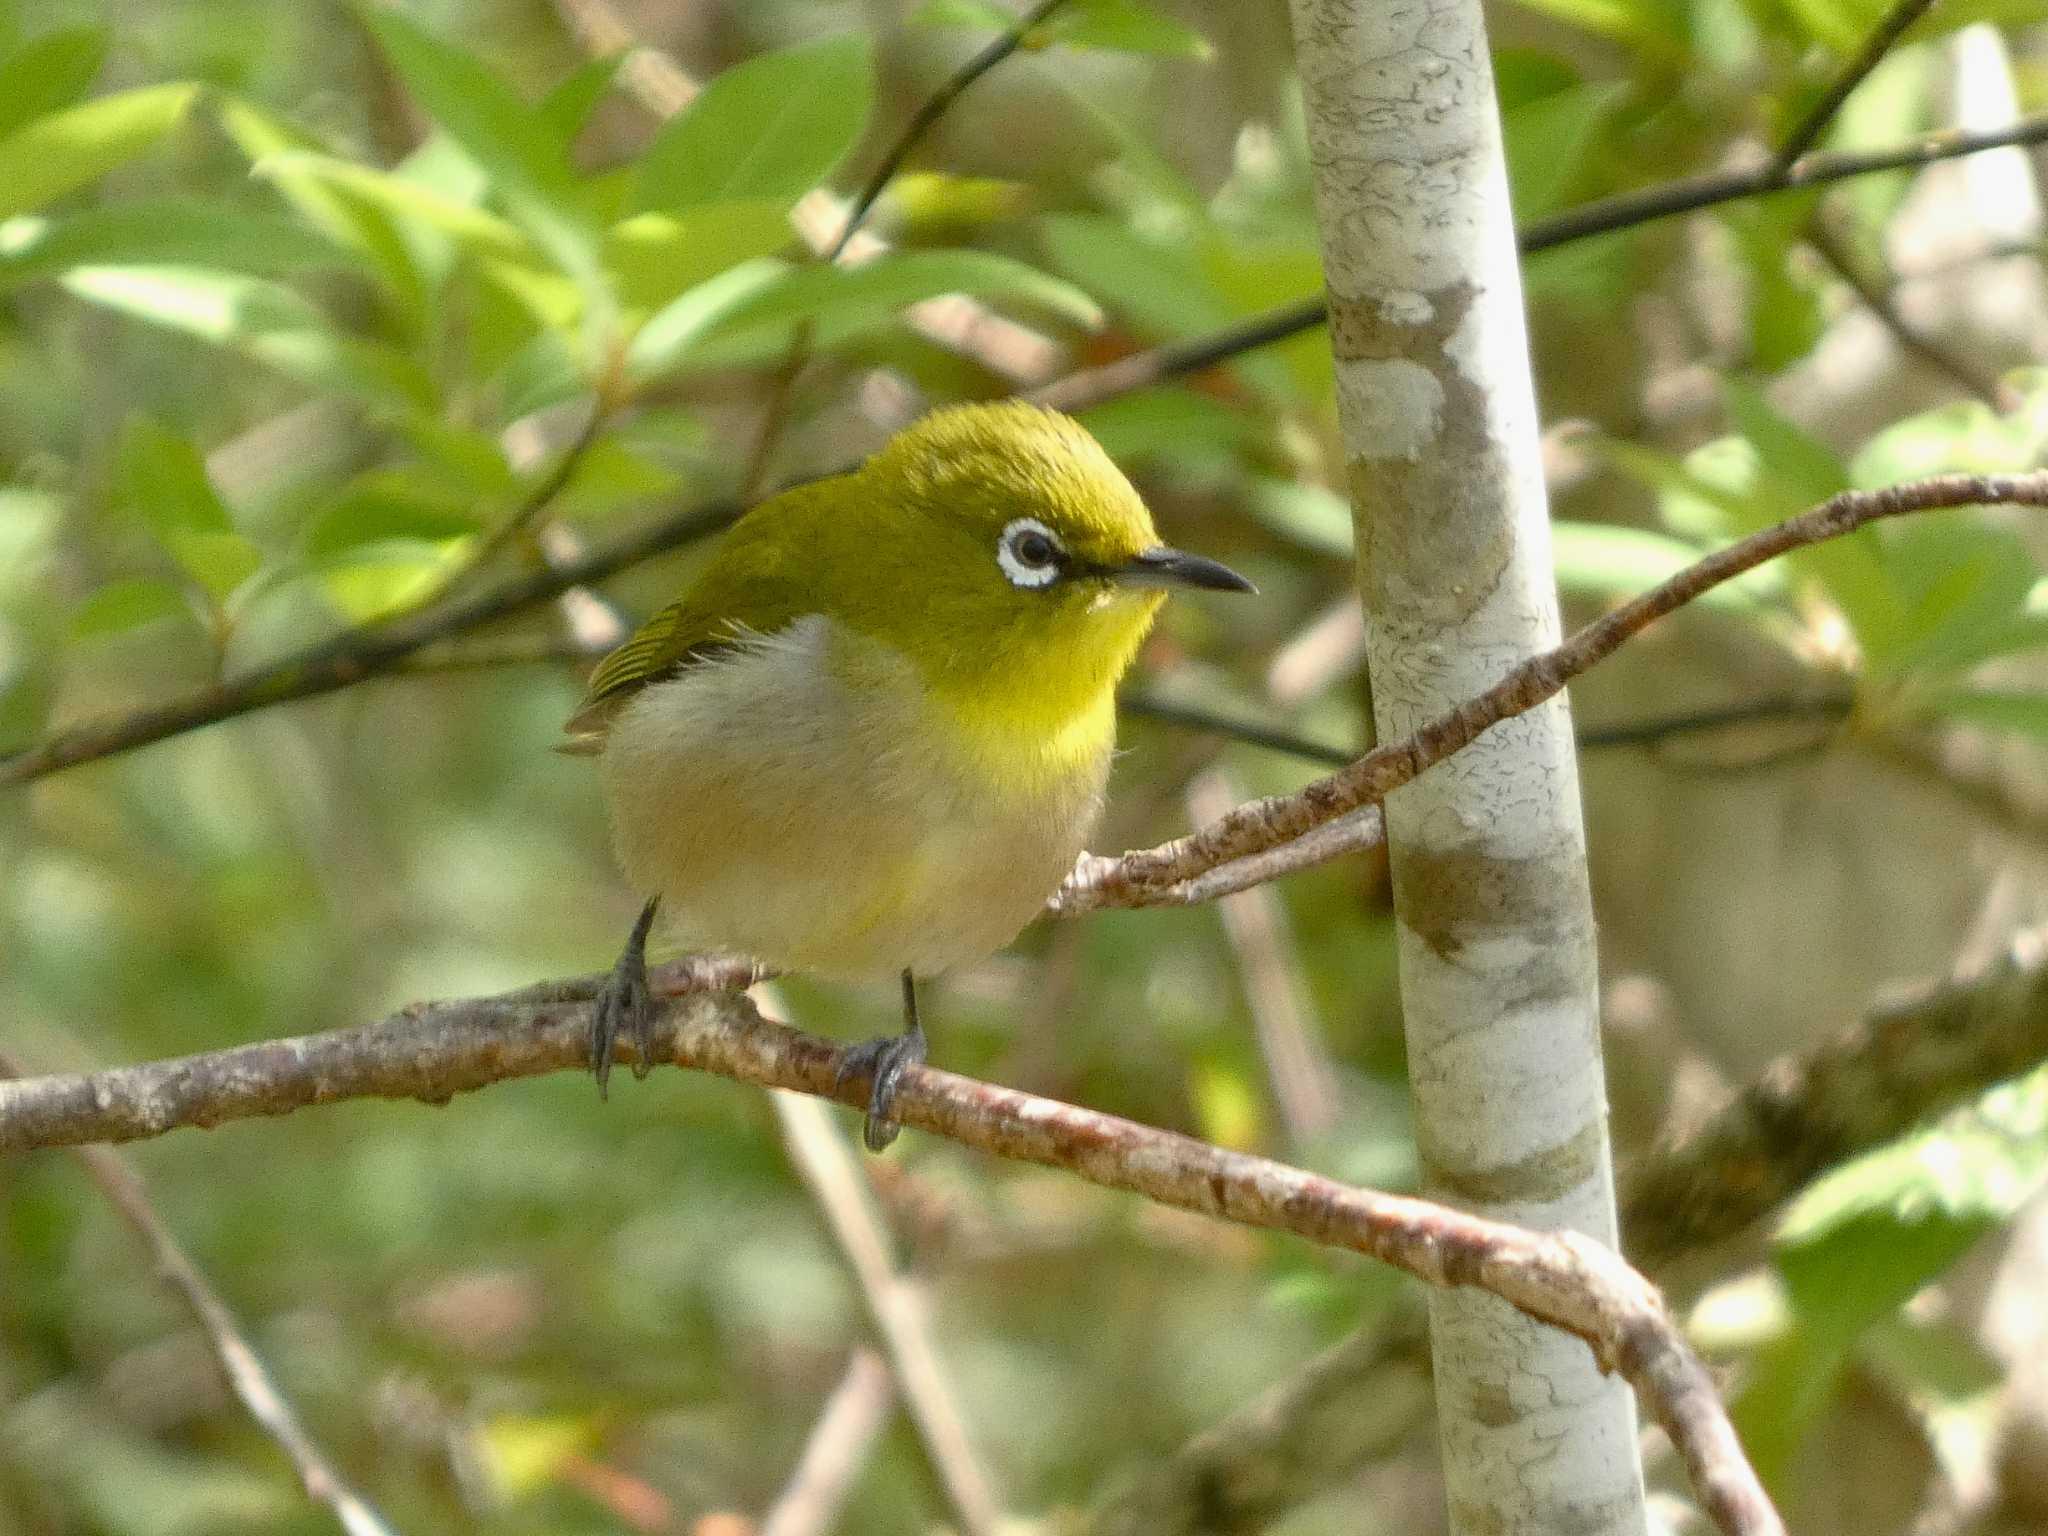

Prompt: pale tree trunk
[{"left": 1281, "top": 3, "right": 1650, "bottom": 1533}]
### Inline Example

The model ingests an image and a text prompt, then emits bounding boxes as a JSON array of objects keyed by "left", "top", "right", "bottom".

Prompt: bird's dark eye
[
  {"left": 996, "top": 518, "right": 1065, "bottom": 589},
  {"left": 1014, "top": 530, "right": 1057, "bottom": 566}
]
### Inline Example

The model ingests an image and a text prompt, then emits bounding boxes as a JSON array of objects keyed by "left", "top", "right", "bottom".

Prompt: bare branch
[
  {"left": 1773, "top": 0, "right": 1940, "bottom": 169},
  {"left": 1623, "top": 922, "right": 2048, "bottom": 1262},
  {"left": 1057, "top": 472, "right": 2048, "bottom": 908},
  {"left": 1805, "top": 219, "right": 2017, "bottom": 407},
  {"left": 0, "top": 1053, "right": 397, "bottom": 1536},
  {"left": 771, "top": 1083, "right": 1003, "bottom": 1536},
  {"left": 0, "top": 982, "right": 1779, "bottom": 1536},
  {"left": 758, "top": 1350, "right": 894, "bottom": 1536}
]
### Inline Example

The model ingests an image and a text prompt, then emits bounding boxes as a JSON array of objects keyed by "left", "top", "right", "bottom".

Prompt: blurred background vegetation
[{"left": 2, "top": 0, "right": 2047, "bottom": 1532}]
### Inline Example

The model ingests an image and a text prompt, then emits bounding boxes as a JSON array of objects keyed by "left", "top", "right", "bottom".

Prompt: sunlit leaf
[
  {"left": 63, "top": 264, "right": 434, "bottom": 408},
  {"left": 624, "top": 258, "right": 789, "bottom": 383},
  {"left": 218, "top": 98, "right": 428, "bottom": 326},
  {"left": 0, "top": 83, "right": 199, "bottom": 219},
  {"left": 683, "top": 249, "right": 1101, "bottom": 366},
  {"left": 253, "top": 151, "right": 531, "bottom": 260},
  {"left": 0, "top": 26, "right": 108, "bottom": 140},
  {"left": 607, "top": 200, "right": 797, "bottom": 313},
  {"left": 116, "top": 415, "right": 233, "bottom": 537},
  {"left": 632, "top": 34, "right": 872, "bottom": 212},
  {"left": 362, "top": 10, "right": 608, "bottom": 328},
  {"left": 164, "top": 528, "right": 263, "bottom": 603},
  {"left": 0, "top": 199, "right": 360, "bottom": 283},
  {"left": 1551, "top": 520, "right": 1776, "bottom": 608}
]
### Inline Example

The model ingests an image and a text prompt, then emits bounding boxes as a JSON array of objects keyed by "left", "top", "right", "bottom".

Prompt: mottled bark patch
[
  {"left": 1391, "top": 841, "right": 1592, "bottom": 975},
  {"left": 1330, "top": 279, "right": 1515, "bottom": 625},
  {"left": 1421, "top": 1117, "right": 1606, "bottom": 1206}
]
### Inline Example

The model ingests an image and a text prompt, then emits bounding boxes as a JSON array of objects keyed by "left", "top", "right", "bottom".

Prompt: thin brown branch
[
  {"left": 1774, "top": 0, "right": 1940, "bottom": 168},
  {"left": 1033, "top": 112, "right": 2048, "bottom": 415},
  {"left": 1058, "top": 472, "right": 2048, "bottom": 908},
  {"left": 1188, "top": 769, "right": 1343, "bottom": 1145},
  {"left": 758, "top": 1349, "right": 894, "bottom": 1536},
  {"left": 1805, "top": 220, "right": 2017, "bottom": 407},
  {"left": 0, "top": 1053, "right": 397, "bottom": 1536},
  {"left": 1622, "top": 921, "right": 2048, "bottom": 1262},
  {"left": 771, "top": 1079, "right": 1003, "bottom": 1536},
  {"left": 0, "top": 981, "right": 1780, "bottom": 1536}
]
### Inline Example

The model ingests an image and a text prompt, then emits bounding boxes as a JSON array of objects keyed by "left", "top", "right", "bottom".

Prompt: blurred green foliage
[{"left": 2, "top": 0, "right": 2046, "bottom": 1532}]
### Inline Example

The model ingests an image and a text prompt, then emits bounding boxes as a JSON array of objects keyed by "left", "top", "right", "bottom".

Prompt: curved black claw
[
  {"left": 592, "top": 898, "right": 660, "bottom": 1098},
  {"left": 835, "top": 1029, "right": 927, "bottom": 1152}
]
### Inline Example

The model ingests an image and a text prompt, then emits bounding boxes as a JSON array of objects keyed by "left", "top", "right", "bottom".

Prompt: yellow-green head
[
  {"left": 566, "top": 402, "right": 1250, "bottom": 750},
  {"left": 829, "top": 401, "right": 1253, "bottom": 724}
]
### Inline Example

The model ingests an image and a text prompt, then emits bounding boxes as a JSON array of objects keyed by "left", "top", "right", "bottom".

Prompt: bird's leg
[
  {"left": 835, "top": 969, "right": 928, "bottom": 1152},
  {"left": 592, "top": 897, "right": 661, "bottom": 1098}
]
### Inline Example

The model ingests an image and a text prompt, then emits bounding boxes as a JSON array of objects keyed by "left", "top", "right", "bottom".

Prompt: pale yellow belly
[{"left": 599, "top": 618, "right": 1108, "bottom": 979}]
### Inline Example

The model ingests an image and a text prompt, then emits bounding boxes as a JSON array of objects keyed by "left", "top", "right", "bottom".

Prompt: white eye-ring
[{"left": 996, "top": 517, "right": 1064, "bottom": 589}]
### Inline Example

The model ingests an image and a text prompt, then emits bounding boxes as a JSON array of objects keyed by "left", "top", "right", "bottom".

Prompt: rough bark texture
[{"left": 1281, "top": 2, "right": 1648, "bottom": 1532}]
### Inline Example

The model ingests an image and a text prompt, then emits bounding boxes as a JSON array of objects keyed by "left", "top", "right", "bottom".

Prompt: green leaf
[
  {"left": 69, "top": 577, "right": 190, "bottom": 637},
  {"left": 1551, "top": 520, "right": 1775, "bottom": 609},
  {"left": 218, "top": 98, "right": 427, "bottom": 326},
  {"left": 632, "top": 35, "right": 873, "bottom": 212},
  {"left": 0, "top": 200, "right": 360, "bottom": 283},
  {"left": 0, "top": 82, "right": 199, "bottom": 219},
  {"left": 1925, "top": 688, "right": 2048, "bottom": 740},
  {"left": 63, "top": 265, "right": 434, "bottom": 408},
  {"left": 361, "top": 10, "right": 608, "bottom": 329},
  {"left": 0, "top": 26, "right": 107, "bottom": 140},
  {"left": 315, "top": 540, "right": 467, "bottom": 624},
  {"left": 909, "top": 0, "right": 1018, "bottom": 29},
  {"left": 1722, "top": 379, "right": 1909, "bottom": 662},
  {"left": 1042, "top": 0, "right": 1213, "bottom": 58},
  {"left": 607, "top": 200, "right": 798, "bottom": 312},
  {"left": 251, "top": 150, "right": 530, "bottom": 260},
  {"left": 1241, "top": 477, "right": 1352, "bottom": 560},
  {"left": 624, "top": 257, "right": 790, "bottom": 383},
  {"left": 1737, "top": 1065, "right": 2048, "bottom": 1486},
  {"left": 537, "top": 52, "right": 622, "bottom": 148},
  {"left": 1878, "top": 522, "right": 2040, "bottom": 678},
  {"left": 1076, "top": 388, "right": 1251, "bottom": 463},
  {"left": 303, "top": 470, "right": 484, "bottom": 561},
  {"left": 684, "top": 249, "right": 1101, "bottom": 366},
  {"left": 1504, "top": 82, "right": 1622, "bottom": 220},
  {"left": 116, "top": 416, "right": 232, "bottom": 536},
  {"left": 164, "top": 529, "right": 263, "bottom": 603}
]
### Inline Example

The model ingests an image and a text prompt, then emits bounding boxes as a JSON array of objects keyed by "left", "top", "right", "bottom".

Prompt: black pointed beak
[{"left": 1112, "top": 547, "right": 1257, "bottom": 594}]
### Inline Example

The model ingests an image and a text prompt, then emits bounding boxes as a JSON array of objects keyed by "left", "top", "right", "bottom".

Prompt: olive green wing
[{"left": 557, "top": 494, "right": 821, "bottom": 753}]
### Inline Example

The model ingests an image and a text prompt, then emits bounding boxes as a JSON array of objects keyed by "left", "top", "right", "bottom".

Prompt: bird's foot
[
  {"left": 835, "top": 1028, "right": 927, "bottom": 1152},
  {"left": 592, "top": 898, "right": 661, "bottom": 1098}
]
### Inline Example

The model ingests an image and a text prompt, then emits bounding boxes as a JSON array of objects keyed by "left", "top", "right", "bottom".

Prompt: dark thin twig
[
  {"left": 0, "top": 985, "right": 1780, "bottom": 1536},
  {"left": 1773, "top": 0, "right": 1941, "bottom": 169},
  {"left": 741, "top": 0, "right": 1071, "bottom": 493},
  {"left": 0, "top": 1054, "right": 398, "bottom": 1536},
  {"left": 1805, "top": 219, "right": 2015, "bottom": 407}
]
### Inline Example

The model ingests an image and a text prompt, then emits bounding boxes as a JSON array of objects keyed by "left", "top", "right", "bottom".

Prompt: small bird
[{"left": 562, "top": 401, "right": 1253, "bottom": 1148}]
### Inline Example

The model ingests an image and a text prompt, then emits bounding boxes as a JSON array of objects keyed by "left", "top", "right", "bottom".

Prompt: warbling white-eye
[{"left": 563, "top": 401, "right": 1254, "bottom": 1148}]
